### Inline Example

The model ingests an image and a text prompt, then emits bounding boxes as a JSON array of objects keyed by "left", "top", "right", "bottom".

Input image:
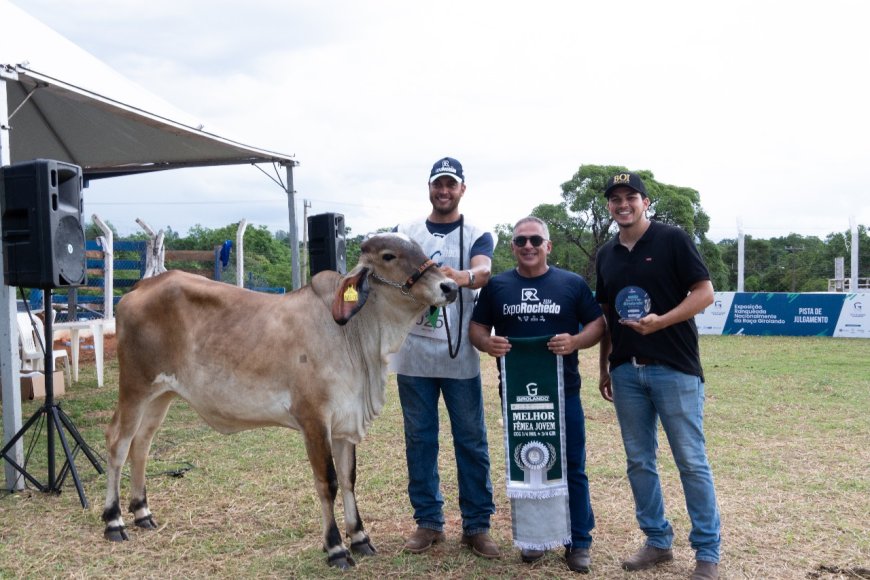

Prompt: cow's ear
[{"left": 332, "top": 267, "right": 370, "bottom": 325}]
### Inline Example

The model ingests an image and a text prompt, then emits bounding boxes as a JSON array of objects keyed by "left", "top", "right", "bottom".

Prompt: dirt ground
[{"left": 55, "top": 332, "right": 117, "bottom": 363}]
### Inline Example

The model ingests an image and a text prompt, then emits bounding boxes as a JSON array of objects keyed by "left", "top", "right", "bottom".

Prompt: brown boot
[
  {"left": 460, "top": 532, "right": 500, "bottom": 559},
  {"left": 691, "top": 560, "right": 719, "bottom": 579},
  {"left": 403, "top": 527, "right": 445, "bottom": 554},
  {"left": 565, "top": 547, "right": 591, "bottom": 573},
  {"left": 621, "top": 544, "right": 674, "bottom": 571}
]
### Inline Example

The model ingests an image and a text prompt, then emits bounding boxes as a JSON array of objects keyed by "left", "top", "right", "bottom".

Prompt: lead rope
[{"left": 442, "top": 216, "right": 464, "bottom": 359}]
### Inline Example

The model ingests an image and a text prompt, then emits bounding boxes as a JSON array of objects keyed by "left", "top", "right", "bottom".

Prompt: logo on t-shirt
[{"left": 503, "top": 288, "right": 561, "bottom": 317}]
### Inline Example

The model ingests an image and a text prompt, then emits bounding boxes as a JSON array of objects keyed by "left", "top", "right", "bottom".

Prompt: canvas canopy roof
[{"left": 0, "top": 0, "right": 296, "bottom": 176}]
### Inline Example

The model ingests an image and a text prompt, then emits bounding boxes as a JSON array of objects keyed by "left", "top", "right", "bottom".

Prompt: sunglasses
[{"left": 512, "top": 235, "right": 547, "bottom": 247}]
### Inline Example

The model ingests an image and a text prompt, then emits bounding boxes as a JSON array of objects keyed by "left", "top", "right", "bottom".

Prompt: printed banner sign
[
  {"left": 695, "top": 292, "right": 870, "bottom": 337},
  {"left": 501, "top": 335, "right": 571, "bottom": 550}
]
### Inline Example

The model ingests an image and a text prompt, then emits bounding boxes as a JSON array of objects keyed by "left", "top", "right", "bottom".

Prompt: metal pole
[
  {"left": 93, "top": 215, "right": 114, "bottom": 319},
  {"left": 302, "top": 200, "right": 311, "bottom": 286},
  {"left": 1, "top": 71, "right": 25, "bottom": 490},
  {"left": 236, "top": 219, "right": 248, "bottom": 288},
  {"left": 285, "top": 163, "right": 301, "bottom": 290},
  {"left": 737, "top": 218, "right": 745, "bottom": 292},
  {"left": 850, "top": 216, "right": 859, "bottom": 292}
]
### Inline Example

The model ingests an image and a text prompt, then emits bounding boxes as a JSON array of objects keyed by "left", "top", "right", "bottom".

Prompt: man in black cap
[{"left": 596, "top": 172, "right": 721, "bottom": 580}]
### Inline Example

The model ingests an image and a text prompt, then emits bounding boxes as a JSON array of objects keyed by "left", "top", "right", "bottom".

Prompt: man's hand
[
  {"left": 619, "top": 313, "right": 664, "bottom": 335},
  {"left": 547, "top": 333, "right": 575, "bottom": 355},
  {"left": 480, "top": 334, "right": 511, "bottom": 357},
  {"left": 599, "top": 373, "right": 613, "bottom": 402}
]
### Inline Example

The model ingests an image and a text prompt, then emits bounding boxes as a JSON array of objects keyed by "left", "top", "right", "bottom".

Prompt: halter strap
[
  {"left": 370, "top": 258, "right": 438, "bottom": 300},
  {"left": 402, "top": 259, "right": 437, "bottom": 293}
]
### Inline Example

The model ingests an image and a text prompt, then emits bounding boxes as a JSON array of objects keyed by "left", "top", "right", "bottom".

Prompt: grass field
[{"left": 1, "top": 335, "right": 868, "bottom": 579}]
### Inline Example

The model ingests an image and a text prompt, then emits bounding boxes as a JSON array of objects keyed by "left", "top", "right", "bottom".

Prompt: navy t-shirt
[
  {"left": 595, "top": 221, "right": 710, "bottom": 379},
  {"left": 472, "top": 266, "right": 602, "bottom": 395}
]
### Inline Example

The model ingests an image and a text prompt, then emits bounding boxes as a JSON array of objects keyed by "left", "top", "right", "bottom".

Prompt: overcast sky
[{"left": 7, "top": 0, "right": 870, "bottom": 242}]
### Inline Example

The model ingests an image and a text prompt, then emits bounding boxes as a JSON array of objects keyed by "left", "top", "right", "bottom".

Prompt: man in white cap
[{"left": 392, "top": 156, "right": 500, "bottom": 559}]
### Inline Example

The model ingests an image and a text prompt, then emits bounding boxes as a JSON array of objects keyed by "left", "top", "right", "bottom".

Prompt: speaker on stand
[
  {"left": 308, "top": 212, "right": 347, "bottom": 277},
  {"left": 0, "top": 159, "right": 103, "bottom": 508}
]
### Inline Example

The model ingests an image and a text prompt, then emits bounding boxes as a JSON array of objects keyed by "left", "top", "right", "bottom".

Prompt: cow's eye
[{"left": 382, "top": 253, "right": 396, "bottom": 262}]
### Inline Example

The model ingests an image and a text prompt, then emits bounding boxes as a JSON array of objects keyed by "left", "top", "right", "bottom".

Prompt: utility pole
[
  {"left": 785, "top": 246, "right": 804, "bottom": 293},
  {"left": 302, "top": 200, "right": 311, "bottom": 286}
]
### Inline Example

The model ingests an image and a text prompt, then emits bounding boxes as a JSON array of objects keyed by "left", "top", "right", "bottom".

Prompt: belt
[{"left": 631, "top": 356, "right": 659, "bottom": 367}]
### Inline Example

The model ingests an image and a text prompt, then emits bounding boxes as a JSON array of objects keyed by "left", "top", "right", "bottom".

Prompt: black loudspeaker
[
  {"left": 308, "top": 212, "right": 346, "bottom": 276},
  {"left": 1, "top": 159, "right": 87, "bottom": 288}
]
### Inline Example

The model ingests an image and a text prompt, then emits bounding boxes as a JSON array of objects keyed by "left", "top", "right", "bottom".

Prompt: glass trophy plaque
[{"left": 615, "top": 286, "right": 651, "bottom": 320}]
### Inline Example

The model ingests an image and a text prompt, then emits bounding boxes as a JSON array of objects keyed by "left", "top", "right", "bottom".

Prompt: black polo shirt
[{"left": 596, "top": 221, "right": 710, "bottom": 379}]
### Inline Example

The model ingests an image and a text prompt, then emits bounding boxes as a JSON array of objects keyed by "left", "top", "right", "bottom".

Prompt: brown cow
[{"left": 101, "top": 233, "right": 458, "bottom": 569}]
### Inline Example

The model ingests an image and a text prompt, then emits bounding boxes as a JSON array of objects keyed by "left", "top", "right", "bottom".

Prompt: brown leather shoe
[
  {"left": 460, "top": 532, "right": 500, "bottom": 559},
  {"left": 520, "top": 548, "right": 545, "bottom": 563},
  {"left": 691, "top": 560, "right": 719, "bottom": 580},
  {"left": 621, "top": 544, "right": 674, "bottom": 571},
  {"left": 565, "top": 547, "right": 591, "bottom": 573},
  {"left": 403, "top": 527, "right": 445, "bottom": 554}
]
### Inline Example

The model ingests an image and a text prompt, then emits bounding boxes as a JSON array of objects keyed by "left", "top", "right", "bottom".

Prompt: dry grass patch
[{"left": 1, "top": 335, "right": 868, "bottom": 578}]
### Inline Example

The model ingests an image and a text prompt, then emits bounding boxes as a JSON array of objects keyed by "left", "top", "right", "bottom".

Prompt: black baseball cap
[{"left": 604, "top": 172, "right": 647, "bottom": 198}]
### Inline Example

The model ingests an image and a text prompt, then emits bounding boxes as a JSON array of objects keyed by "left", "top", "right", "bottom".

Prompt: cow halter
[{"left": 370, "top": 258, "right": 437, "bottom": 302}]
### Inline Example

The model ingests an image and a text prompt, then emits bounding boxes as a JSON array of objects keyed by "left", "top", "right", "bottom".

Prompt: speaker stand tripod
[{"left": 1, "top": 288, "right": 104, "bottom": 508}]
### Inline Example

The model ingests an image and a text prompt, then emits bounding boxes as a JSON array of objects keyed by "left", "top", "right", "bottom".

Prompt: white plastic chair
[{"left": 17, "top": 312, "right": 72, "bottom": 387}]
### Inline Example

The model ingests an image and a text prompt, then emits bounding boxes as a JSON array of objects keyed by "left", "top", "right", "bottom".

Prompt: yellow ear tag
[{"left": 343, "top": 286, "right": 359, "bottom": 302}]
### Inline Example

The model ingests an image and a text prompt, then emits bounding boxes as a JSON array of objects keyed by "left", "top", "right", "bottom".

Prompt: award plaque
[{"left": 615, "top": 286, "right": 651, "bottom": 320}]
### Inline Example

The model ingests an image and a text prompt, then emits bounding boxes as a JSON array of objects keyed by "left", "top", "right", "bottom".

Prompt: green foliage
[
  {"left": 167, "top": 223, "right": 292, "bottom": 289},
  {"left": 715, "top": 227, "right": 869, "bottom": 292},
  {"left": 346, "top": 234, "right": 364, "bottom": 271},
  {"left": 84, "top": 215, "right": 867, "bottom": 295},
  {"left": 699, "top": 238, "right": 729, "bottom": 291},
  {"left": 542, "top": 164, "right": 714, "bottom": 285},
  {"left": 490, "top": 223, "right": 513, "bottom": 274},
  {"left": 345, "top": 226, "right": 393, "bottom": 271},
  {"left": 84, "top": 219, "right": 118, "bottom": 239}
]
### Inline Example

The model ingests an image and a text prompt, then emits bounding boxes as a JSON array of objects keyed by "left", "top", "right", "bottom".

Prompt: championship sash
[{"left": 501, "top": 335, "right": 571, "bottom": 550}]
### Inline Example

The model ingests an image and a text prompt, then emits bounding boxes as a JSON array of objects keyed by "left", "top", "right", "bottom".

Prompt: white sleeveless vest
[{"left": 390, "top": 218, "right": 487, "bottom": 379}]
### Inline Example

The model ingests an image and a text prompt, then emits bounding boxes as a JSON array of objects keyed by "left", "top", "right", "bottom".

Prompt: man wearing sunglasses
[
  {"left": 596, "top": 172, "right": 720, "bottom": 580},
  {"left": 391, "top": 157, "right": 500, "bottom": 559},
  {"left": 470, "top": 216, "right": 605, "bottom": 573}
]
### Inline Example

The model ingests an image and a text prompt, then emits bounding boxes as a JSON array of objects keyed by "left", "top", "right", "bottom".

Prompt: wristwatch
[{"left": 467, "top": 270, "right": 476, "bottom": 288}]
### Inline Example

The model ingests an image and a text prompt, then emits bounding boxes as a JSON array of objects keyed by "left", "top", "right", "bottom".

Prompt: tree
[
  {"left": 167, "top": 223, "right": 293, "bottom": 289},
  {"left": 84, "top": 219, "right": 118, "bottom": 239},
  {"left": 549, "top": 164, "right": 720, "bottom": 285}
]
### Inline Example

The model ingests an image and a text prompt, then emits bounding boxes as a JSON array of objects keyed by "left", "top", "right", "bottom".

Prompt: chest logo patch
[{"left": 521, "top": 288, "right": 540, "bottom": 301}]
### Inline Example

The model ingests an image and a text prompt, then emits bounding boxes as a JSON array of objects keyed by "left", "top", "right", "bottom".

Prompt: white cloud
[{"left": 7, "top": 0, "right": 870, "bottom": 241}]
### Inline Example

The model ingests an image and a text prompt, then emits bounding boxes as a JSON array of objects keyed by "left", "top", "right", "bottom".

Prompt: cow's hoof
[
  {"left": 327, "top": 549, "right": 356, "bottom": 569},
  {"left": 133, "top": 514, "right": 158, "bottom": 529},
  {"left": 350, "top": 538, "right": 377, "bottom": 557},
  {"left": 104, "top": 525, "right": 129, "bottom": 542}
]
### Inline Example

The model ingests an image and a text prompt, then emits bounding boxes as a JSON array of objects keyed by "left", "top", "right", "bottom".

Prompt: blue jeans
[
  {"left": 611, "top": 363, "right": 721, "bottom": 563},
  {"left": 564, "top": 393, "right": 595, "bottom": 549},
  {"left": 397, "top": 374, "right": 495, "bottom": 535}
]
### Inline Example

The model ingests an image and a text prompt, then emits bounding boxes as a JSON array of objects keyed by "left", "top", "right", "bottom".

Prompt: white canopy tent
[{"left": 1, "top": 0, "right": 301, "bottom": 490}]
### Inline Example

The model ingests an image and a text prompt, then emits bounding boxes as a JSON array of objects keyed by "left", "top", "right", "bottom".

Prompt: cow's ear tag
[
  {"left": 426, "top": 307, "right": 440, "bottom": 327},
  {"left": 343, "top": 285, "right": 359, "bottom": 303}
]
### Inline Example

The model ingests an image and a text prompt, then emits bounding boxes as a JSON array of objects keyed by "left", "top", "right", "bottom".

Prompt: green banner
[{"left": 501, "top": 335, "right": 568, "bottom": 498}]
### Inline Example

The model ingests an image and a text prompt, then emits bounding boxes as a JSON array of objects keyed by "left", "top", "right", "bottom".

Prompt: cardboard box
[{"left": 20, "top": 371, "right": 65, "bottom": 401}]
